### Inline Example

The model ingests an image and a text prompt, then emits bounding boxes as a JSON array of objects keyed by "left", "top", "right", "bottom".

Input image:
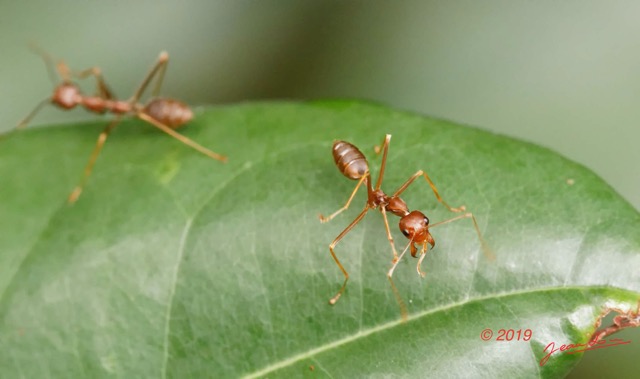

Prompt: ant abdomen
[
  {"left": 143, "top": 98, "right": 193, "bottom": 129},
  {"left": 332, "top": 140, "right": 369, "bottom": 180}
]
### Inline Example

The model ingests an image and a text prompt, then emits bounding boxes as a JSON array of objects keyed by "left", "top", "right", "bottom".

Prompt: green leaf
[{"left": 1, "top": 101, "right": 638, "bottom": 378}]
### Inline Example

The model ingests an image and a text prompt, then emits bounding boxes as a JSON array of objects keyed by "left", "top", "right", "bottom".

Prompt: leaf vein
[{"left": 160, "top": 217, "right": 193, "bottom": 379}]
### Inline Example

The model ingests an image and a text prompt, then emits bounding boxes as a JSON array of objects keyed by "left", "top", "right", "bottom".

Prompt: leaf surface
[{"left": 1, "top": 101, "right": 639, "bottom": 378}]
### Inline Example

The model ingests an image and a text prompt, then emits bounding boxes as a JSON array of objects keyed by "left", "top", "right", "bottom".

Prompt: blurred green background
[{"left": 1, "top": 1, "right": 638, "bottom": 377}]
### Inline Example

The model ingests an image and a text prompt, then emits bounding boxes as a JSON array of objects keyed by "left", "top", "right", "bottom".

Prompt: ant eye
[
  {"left": 402, "top": 229, "right": 410, "bottom": 237},
  {"left": 423, "top": 216, "right": 429, "bottom": 225}
]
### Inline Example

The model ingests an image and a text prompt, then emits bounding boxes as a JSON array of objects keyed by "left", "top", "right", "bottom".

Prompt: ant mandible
[
  {"left": 319, "top": 134, "right": 494, "bottom": 319},
  {"left": 15, "top": 46, "right": 227, "bottom": 203}
]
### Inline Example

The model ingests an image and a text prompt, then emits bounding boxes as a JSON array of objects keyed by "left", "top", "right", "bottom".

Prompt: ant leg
[
  {"left": 380, "top": 206, "right": 399, "bottom": 262},
  {"left": 430, "top": 213, "right": 496, "bottom": 260},
  {"left": 129, "top": 51, "right": 169, "bottom": 104},
  {"left": 137, "top": 112, "right": 227, "bottom": 162},
  {"left": 15, "top": 98, "right": 51, "bottom": 129},
  {"left": 73, "top": 67, "right": 114, "bottom": 99},
  {"left": 374, "top": 134, "right": 391, "bottom": 190},
  {"left": 150, "top": 53, "right": 168, "bottom": 98},
  {"left": 68, "top": 117, "right": 121, "bottom": 203},
  {"left": 373, "top": 134, "right": 389, "bottom": 155},
  {"left": 388, "top": 238, "right": 413, "bottom": 277},
  {"left": 392, "top": 170, "right": 466, "bottom": 213},
  {"left": 319, "top": 173, "right": 369, "bottom": 223},
  {"left": 328, "top": 206, "right": 370, "bottom": 305},
  {"left": 387, "top": 239, "right": 413, "bottom": 321}
]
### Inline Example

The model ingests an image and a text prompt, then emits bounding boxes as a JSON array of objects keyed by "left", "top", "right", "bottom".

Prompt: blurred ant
[
  {"left": 16, "top": 46, "right": 227, "bottom": 203},
  {"left": 319, "top": 134, "right": 494, "bottom": 320}
]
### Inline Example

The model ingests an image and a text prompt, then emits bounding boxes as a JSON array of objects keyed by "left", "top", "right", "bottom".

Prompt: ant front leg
[
  {"left": 319, "top": 173, "right": 369, "bottom": 223},
  {"left": 72, "top": 67, "right": 114, "bottom": 99},
  {"left": 393, "top": 170, "right": 466, "bottom": 213},
  {"left": 327, "top": 206, "right": 370, "bottom": 305},
  {"left": 15, "top": 45, "right": 59, "bottom": 130},
  {"left": 129, "top": 51, "right": 169, "bottom": 104},
  {"left": 15, "top": 98, "right": 52, "bottom": 130},
  {"left": 68, "top": 117, "right": 122, "bottom": 203},
  {"left": 379, "top": 206, "right": 400, "bottom": 262}
]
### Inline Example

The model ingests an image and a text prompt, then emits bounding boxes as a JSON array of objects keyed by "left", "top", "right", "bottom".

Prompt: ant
[
  {"left": 319, "top": 134, "right": 494, "bottom": 320},
  {"left": 15, "top": 46, "right": 227, "bottom": 203}
]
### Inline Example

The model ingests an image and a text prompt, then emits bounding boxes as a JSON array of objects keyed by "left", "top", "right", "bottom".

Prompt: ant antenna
[{"left": 28, "top": 42, "right": 60, "bottom": 85}]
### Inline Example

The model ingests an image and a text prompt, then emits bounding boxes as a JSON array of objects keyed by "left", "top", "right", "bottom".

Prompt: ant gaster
[
  {"left": 16, "top": 46, "right": 227, "bottom": 203},
  {"left": 319, "top": 134, "right": 494, "bottom": 320}
]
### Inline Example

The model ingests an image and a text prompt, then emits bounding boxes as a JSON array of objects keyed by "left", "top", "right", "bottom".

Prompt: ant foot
[
  {"left": 451, "top": 205, "right": 466, "bottom": 212},
  {"left": 67, "top": 187, "right": 82, "bottom": 204}
]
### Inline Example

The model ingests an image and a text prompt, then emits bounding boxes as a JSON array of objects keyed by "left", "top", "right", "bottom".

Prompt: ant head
[
  {"left": 399, "top": 210, "right": 435, "bottom": 257},
  {"left": 28, "top": 44, "right": 79, "bottom": 109},
  {"left": 51, "top": 83, "right": 81, "bottom": 109}
]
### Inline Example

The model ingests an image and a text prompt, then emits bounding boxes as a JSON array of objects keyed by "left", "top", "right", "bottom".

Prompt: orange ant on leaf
[
  {"left": 15, "top": 45, "right": 227, "bottom": 203},
  {"left": 319, "top": 134, "right": 494, "bottom": 320}
]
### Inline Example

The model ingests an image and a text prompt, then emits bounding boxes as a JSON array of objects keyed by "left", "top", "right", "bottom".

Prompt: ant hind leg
[
  {"left": 319, "top": 173, "right": 369, "bottom": 223},
  {"left": 137, "top": 112, "right": 227, "bottom": 162},
  {"left": 129, "top": 52, "right": 170, "bottom": 104}
]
